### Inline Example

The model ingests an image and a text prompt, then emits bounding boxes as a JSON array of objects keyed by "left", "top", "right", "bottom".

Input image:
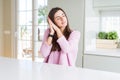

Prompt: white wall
[
  {"left": 48, "top": 0, "right": 85, "bottom": 67},
  {"left": 0, "top": 0, "right": 3, "bottom": 56}
]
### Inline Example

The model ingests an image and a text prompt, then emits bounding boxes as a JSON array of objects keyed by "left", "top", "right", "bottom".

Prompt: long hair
[{"left": 48, "top": 7, "right": 71, "bottom": 51}]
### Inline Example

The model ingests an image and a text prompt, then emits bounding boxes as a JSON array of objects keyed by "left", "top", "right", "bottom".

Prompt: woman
[{"left": 40, "top": 7, "right": 80, "bottom": 66}]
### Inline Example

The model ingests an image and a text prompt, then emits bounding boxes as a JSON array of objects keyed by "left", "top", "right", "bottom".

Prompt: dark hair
[{"left": 48, "top": 7, "right": 71, "bottom": 51}]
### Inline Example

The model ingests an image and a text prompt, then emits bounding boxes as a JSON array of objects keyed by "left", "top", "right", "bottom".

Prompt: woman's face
[{"left": 54, "top": 10, "right": 67, "bottom": 30}]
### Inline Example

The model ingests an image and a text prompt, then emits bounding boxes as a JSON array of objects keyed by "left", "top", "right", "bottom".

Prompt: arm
[
  {"left": 57, "top": 31, "right": 80, "bottom": 66},
  {"left": 57, "top": 31, "right": 80, "bottom": 54},
  {"left": 40, "top": 17, "right": 56, "bottom": 57},
  {"left": 40, "top": 28, "right": 52, "bottom": 57}
]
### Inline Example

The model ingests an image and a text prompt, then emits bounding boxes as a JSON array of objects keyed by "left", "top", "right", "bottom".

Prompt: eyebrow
[{"left": 55, "top": 13, "right": 65, "bottom": 19}]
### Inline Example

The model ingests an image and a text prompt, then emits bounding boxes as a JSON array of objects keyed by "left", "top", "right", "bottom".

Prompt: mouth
[{"left": 62, "top": 21, "right": 66, "bottom": 25}]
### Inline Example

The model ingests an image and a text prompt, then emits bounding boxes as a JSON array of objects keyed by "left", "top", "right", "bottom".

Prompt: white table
[{"left": 1, "top": 57, "right": 120, "bottom": 80}]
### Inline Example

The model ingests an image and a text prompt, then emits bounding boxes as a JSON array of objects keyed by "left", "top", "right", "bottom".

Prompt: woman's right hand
[{"left": 48, "top": 17, "right": 55, "bottom": 35}]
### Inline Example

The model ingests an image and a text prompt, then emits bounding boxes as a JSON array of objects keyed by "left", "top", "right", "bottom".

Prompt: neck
[{"left": 60, "top": 27, "right": 65, "bottom": 33}]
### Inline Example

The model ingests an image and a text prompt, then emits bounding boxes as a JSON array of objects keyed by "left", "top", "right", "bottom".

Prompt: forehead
[{"left": 54, "top": 10, "right": 64, "bottom": 18}]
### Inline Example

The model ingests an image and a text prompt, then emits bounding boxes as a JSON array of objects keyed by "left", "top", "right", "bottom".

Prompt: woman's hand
[
  {"left": 48, "top": 17, "right": 60, "bottom": 32},
  {"left": 48, "top": 17, "right": 55, "bottom": 35},
  {"left": 48, "top": 17, "right": 63, "bottom": 38}
]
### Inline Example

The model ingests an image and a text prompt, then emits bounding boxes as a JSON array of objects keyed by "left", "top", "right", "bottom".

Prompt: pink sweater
[{"left": 40, "top": 28, "right": 80, "bottom": 66}]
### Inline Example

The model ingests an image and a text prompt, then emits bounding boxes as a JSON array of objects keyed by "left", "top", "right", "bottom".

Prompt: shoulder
[
  {"left": 68, "top": 30, "right": 80, "bottom": 40},
  {"left": 45, "top": 28, "right": 50, "bottom": 32},
  {"left": 44, "top": 28, "right": 50, "bottom": 34},
  {"left": 43, "top": 28, "right": 50, "bottom": 38},
  {"left": 71, "top": 30, "right": 80, "bottom": 34},
  {"left": 70, "top": 30, "right": 80, "bottom": 37}
]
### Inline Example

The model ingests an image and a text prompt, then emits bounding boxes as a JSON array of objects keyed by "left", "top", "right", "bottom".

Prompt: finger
[
  {"left": 48, "top": 19, "right": 53, "bottom": 28},
  {"left": 48, "top": 18, "right": 54, "bottom": 26},
  {"left": 48, "top": 17, "right": 57, "bottom": 30},
  {"left": 48, "top": 17, "right": 51, "bottom": 23}
]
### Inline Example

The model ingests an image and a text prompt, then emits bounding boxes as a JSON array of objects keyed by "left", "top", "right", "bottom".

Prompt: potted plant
[{"left": 96, "top": 31, "right": 119, "bottom": 49}]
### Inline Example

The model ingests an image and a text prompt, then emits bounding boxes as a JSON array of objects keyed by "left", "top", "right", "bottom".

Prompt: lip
[
  {"left": 62, "top": 21, "right": 66, "bottom": 24},
  {"left": 61, "top": 22, "right": 67, "bottom": 27}
]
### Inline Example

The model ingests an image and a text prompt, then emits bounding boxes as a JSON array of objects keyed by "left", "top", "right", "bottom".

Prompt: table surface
[{"left": 1, "top": 57, "right": 120, "bottom": 80}]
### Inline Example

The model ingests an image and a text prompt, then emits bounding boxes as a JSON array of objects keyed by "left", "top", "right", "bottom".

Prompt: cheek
[
  {"left": 55, "top": 20, "right": 61, "bottom": 25},
  {"left": 65, "top": 18, "right": 67, "bottom": 23}
]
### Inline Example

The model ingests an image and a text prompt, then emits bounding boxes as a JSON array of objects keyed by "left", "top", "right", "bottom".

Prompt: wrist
[
  {"left": 49, "top": 32, "right": 54, "bottom": 35},
  {"left": 48, "top": 34, "right": 54, "bottom": 38}
]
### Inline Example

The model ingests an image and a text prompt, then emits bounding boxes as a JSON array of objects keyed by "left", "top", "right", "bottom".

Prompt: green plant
[
  {"left": 107, "top": 31, "right": 118, "bottom": 40},
  {"left": 38, "top": 5, "right": 47, "bottom": 25},
  {"left": 98, "top": 32, "right": 107, "bottom": 39},
  {"left": 97, "top": 31, "right": 119, "bottom": 40}
]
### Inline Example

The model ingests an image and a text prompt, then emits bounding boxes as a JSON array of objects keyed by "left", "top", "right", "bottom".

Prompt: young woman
[{"left": 40, "top": 7, "right": 80, "bottom": 66}]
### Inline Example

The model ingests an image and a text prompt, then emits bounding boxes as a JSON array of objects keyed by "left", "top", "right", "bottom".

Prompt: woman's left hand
[
  {"left": 48, "top": 17, "right": 55, "bottom": 35},
  {"left": 48, "top": 17, "right": 60, "bottom": 32},
  {"left": 48, "top": 17, "right": 63, "bottom": 38}
]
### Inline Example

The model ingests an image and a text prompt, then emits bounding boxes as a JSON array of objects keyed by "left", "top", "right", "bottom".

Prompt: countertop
[{"left": 1, "top": 57, "right": 120, "bottom": 80}]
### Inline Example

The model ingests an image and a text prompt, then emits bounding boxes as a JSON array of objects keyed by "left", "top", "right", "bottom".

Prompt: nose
[{"left": 60, "top": 17, "right": 64, "bottom": 21}]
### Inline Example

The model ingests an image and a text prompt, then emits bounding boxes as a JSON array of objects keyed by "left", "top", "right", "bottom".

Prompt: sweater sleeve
[
  {"left": 57, "top": 31, "right": 80, "bottom": 54},
  {"left": 57, "top": 31, "right": 80, "bottom": 66},
  {"left": 40, "top": 28, "right": 52, "bottom": 58}
]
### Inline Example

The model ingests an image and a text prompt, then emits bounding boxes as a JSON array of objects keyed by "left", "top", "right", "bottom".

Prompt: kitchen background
[{"left": 0, "top": 0, "right": 120, "bottom": 73}]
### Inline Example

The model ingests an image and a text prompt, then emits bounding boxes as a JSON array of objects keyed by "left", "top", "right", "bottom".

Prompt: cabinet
[
  {"left": 0, "top": 0, "right": 3, "bottom": 55},
  {"left": 93, "top": 0, "right": 120, "bottom": 10},
  {"left": 83, "top": 54, "right": 120, "bottom": 73}
]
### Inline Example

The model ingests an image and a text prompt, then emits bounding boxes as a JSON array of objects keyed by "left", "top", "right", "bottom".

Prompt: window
[
  {"left": 16, "top": 0, "right": 48, "bottom": 62},
  {"left": 101, "top": 10, "right": 120, "bottom": 38},
  {"left": 84, "top": 0, "right": 120, "bottom": 52}
]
